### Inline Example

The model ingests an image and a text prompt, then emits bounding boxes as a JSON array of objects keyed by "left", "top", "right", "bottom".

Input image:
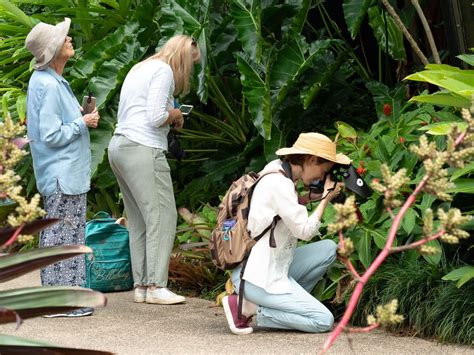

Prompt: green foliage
[
  {"left": 442, "top": 265, "right": 474, "bottom": 288},
  {"left": 0, "top": 114, "right": 108, "bottom": 352},
  {"left": 367, "top": 6, "right": 406, "bottom": 61},
  {"left": 405, "top": 64, "right": 474, "bottom": 108},
  {"left": 342, "top": 0, "right": 375, "bottom": 39},
  {"left": 352, "top": 258, "right": 474, "bottom": 345}
]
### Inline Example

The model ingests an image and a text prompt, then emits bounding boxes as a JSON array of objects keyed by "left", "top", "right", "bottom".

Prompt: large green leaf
[
  {"left": 448, "top": 178, "right": 474, "bottom": 194},
  {"left": 409, "top": 91, "right": 471, "bottom": 108},
  {"left": 404, "top": 64, "right": 474, "bottom": 98},
  {"left": 0, "top": 245, "right": 92, "bottom": 283},
  {"left": 301, "top": 49, "right": 347, "bottom": 109},
  {"left": 418, "top": 121, "right": 468, "bottom": 135},
  {"left": 0, "top": 335, "right": 112, "bottom": 354},
  {"left": 271, "top": 37, "right": 334, "bottom": 109},
  {"left": 450, "top": 162, "right": 474, "bottom": 181},
  {"left": 231, "top": 0, "right": 262, "bottom": 63},
  {"left": 356, "top": 231, "right": 372, "bottom": 268},
  {"left": 457, "top": 54, "right": 474, "bottom": 67},
  {"left": 0, "top": 334, "right": 113, "bottom": 354},
  {"left": 0, "top": 286, "right": 106, "bottom": 322},
  {"left": 0, "top": 0, "right": 36, "bottom": 28},
  {"left": 367, "top": 6, "right": 406, "bottom": 61},
  {"left": 442, "top": 265, "right": 474, "bottom": 288},
  {"left": 0, "top": 199, "right": 17, "bottom": 222},
  {"left": 160, "top": 0, "right": 210, "bottom": 102},
  {"left": 286, "top": 0, "right": 311, "bottom": 35},
  {"left": 70, "top": 22, "right": 140, "bottom": 85},
  {"left": 401, "top": 208, "right": 417, "bottom": 235},
  {"left": 335, "top": 121, "right": 357, "bottom": 140},
  {"left": 421, "top": 238, "right": 442, "bottom": 266},
  {"left": 342, "top": 0, "right": 375, "bottom": 39},
  {"left": 86, "top": 33, "right": 147, "bottom": 175},
  {"left": 235, "top": 52, "right": 271, "bottom": 139}
]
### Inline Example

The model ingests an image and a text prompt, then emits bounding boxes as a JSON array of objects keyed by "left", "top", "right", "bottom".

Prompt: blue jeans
[{"left": 232, "top": 239, "right": 337, "bottom": 333}]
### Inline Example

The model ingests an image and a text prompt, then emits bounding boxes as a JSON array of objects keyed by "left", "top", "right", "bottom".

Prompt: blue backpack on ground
[{"left": 85, "top": 212, "right": 133, "bottom": 292}]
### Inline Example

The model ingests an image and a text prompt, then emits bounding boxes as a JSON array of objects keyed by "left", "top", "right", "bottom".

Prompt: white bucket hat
[
  {"left": 276, "top": 132, "right": 351, "bottom": 165},
  {"left": 25, "top": 17, "right": 71, "bottom": 70}
]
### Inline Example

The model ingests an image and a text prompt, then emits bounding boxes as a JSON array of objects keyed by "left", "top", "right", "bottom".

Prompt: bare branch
[
  {"left": 381, "top": 0, "right": 429, "bottom": 65},
  {"left": 410, "top": 0, "right": 441, "bottom": 63}
]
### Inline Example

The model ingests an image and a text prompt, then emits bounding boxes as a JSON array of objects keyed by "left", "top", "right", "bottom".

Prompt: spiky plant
[
  {"left": 320, "top": 99, "right": 474, "bottom": 353},
  {"left": 0, "top": 114, "right": 109, "bottom": 353}
]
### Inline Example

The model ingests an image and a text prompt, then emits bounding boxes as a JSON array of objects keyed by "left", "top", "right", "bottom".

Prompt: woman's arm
[
  {"left": 269, "top": 175, "right": 343, "bottom": 241},
  {"left": 146, "top": 65, "right": 183, "bottom": 128},
  {"left": 39, "top": 84, "right": 87, "bottom": 148}
]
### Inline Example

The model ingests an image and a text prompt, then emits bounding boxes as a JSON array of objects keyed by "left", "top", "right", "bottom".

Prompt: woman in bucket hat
[
  {"left": 25, "top": 18, "right": 100, "bottom": 317},
  {"left": 222, "top": 132, "right": 349, "bottom": 335}
]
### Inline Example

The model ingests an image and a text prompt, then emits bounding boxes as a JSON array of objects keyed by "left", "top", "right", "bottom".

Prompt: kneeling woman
[{"left": 222, "top": 132, "right": 349, "bottom": 334}]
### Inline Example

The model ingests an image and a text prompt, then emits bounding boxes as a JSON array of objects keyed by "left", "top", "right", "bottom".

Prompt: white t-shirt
[
  {"left": 115, "top": 59, "right": 174, "bottom": 149},
  {"left": 243, "top": 159, "right": 322, "bottom": 294}
]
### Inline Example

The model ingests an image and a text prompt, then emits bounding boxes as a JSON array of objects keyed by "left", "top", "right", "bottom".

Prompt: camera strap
[{"left": 309, "top": 180, "right": 337, "bottom": 203}]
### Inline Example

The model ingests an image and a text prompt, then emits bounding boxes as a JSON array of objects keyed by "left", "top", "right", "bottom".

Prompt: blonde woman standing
[{"left": 108, "top": 35, "right": 201, "bottom": 304}]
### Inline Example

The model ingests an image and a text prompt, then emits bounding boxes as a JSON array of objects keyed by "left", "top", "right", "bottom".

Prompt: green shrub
[{"left": 352, "top": 258, "right": 474, "bottom": 345}]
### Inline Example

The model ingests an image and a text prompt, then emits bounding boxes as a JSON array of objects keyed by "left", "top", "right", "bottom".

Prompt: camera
[
  {"left": 309, "top": 164, "right": 372, "bottom": 203},
  {"left": 167, "top": 129, "right": 186, "bottom": 161}
]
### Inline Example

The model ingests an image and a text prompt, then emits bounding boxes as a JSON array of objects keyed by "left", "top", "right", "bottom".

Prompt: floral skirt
[{"left": 39, "top": 188, "right": 87, "bottom": 287}]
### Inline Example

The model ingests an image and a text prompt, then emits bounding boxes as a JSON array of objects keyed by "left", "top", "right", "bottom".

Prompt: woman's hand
[
  {"left": 167, "top": 108, "right": 184, "bottom": 129},
  {"left": 323, "top": 176, "right": 344, "bottom": 201},
  {"left": 83, "top": 108, "right": 100, "bottom": 128}
]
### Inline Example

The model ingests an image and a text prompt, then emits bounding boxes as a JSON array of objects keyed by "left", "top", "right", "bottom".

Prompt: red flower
[
  {"left": 372, "top": 178, "right": 380, "bottom": 184},
  {"left": 356, "top": 162, "right": 367, "bottom": 175},
  {"left": 399, "top": 137, "right": 405, "bottom": 143},
  {"left": 383, "top": 104, "right": 392, "bottom": 116}
]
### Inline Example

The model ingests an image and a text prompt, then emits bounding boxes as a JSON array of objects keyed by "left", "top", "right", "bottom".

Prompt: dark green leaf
[
  {"left": 421, "top": 238, "right": 442, "bottom": 266},
  {"left": 0, "top": 245, "right": 92, "bottom": 283},
  {"left": 356, "top": 231, "right": 372, "bottom": 268},
  {"left": 401, "top": 208, "right": 417, "bottom": 234},
  {"left": 367, "top": 6, "right": 406, "bottom": 61},
  {"left": 231, "top": 0, "right": 262, "bottom": 62},
  {"left": 0, "top": 287, "right": 106, "bottom": 323},
  {"left": 0, "top": 334, "right": 113, "bottom": 354},
  {"left": 234, "top": 52, "right": 271, "bottom": 139},
  {"left": 342, "top": 0, "right": 375, "bottom": 39}
]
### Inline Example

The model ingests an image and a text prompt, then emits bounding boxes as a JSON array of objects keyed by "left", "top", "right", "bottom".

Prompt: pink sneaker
[{"left": 222, "top": 295, "right": 253, "bottom": 335}]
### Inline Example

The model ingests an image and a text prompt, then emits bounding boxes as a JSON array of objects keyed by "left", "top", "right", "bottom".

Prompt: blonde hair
[{"left": 144, "top": 35, "right": 201, "bottom": 96}]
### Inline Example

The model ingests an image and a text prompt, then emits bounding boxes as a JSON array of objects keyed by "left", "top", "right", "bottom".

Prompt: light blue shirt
[{"left": 26, "top": 67, "right": 91, "bottom": 196}]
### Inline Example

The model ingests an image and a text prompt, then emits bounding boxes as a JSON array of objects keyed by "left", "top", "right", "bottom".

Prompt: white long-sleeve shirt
[
  {"left": 115, "top": 59, "right": 174, "bottom": 149},
  {"left": 243, "top": 160, "right": 322, "bottom": 294}
]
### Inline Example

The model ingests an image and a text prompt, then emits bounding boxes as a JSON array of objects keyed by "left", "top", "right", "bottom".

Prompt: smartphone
[
  {"left": 179, "top": 104, "right": 193, "bottom": 116},
  {"left": 82, "top": 95, "right": 96, "bottom": 115}
]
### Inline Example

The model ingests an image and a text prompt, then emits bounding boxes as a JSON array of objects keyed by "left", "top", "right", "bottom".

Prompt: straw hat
[
  {"left": 25, "top": 18, "right": 71, "bottom": 70},
  {"left": 276, "top": 132, "right": 351, "bottom": 165}
]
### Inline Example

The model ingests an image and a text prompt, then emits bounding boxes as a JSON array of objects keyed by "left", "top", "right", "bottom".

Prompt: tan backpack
[{"left": 209, "top": 169, "right": 287, "bottom": 270}]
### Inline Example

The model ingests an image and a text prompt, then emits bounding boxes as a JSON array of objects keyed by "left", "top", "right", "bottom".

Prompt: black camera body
[
  {"left": 309, "top": 164, "right": 372, "bottom": 203},
  {"left": 167, "top": 129, "right": 186, "bottom": 161}
]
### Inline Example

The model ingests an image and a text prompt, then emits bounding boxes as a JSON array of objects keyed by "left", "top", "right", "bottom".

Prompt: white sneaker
[
  {"left": 146, "top": 287, "right": 186, "bottom": 305},
  {"left": 134, "top": 287, "right": 147, "bottom": 303}
]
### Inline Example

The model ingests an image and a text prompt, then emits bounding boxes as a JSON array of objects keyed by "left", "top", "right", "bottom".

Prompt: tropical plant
[
  {"left": 0, "top": 113, "right": 109, "bottom": 353},
  {"left": 405, "top": 54, "right": 474, "bottom": 109},
  {"left": 352, "top": 257, "right": 474, "bottom": 345},
  {"left": 319, "top": 96, "right": 474, "bottom": 352}
]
